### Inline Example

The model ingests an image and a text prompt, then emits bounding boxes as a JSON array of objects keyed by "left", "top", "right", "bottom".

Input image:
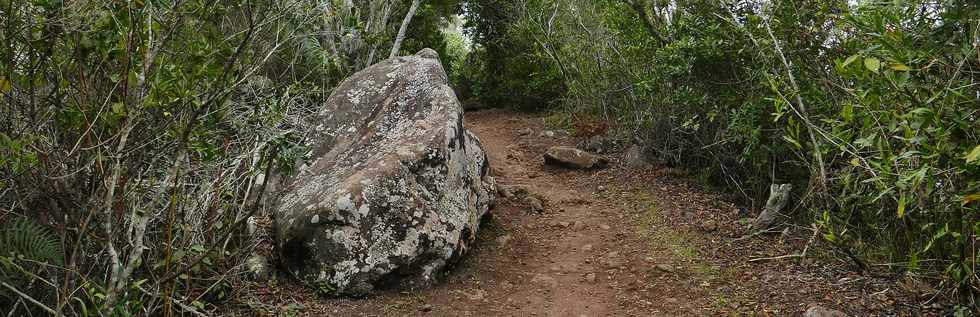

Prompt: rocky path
[{"left": 232, "top": 110, "right": 931, "bottom": 316}]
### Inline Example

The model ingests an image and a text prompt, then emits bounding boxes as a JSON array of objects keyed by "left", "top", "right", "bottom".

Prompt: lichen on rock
[{"left": 274, "top": 48, "right": 496, "bottom": 296}]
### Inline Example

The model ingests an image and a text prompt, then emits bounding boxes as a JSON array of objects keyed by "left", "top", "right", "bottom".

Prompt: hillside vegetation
[
  {"left": 457, "top": 0, "right": 980, "bottom": 303},
  {"left": 0, "top": 0, "right": 978, "bottom": 315}
]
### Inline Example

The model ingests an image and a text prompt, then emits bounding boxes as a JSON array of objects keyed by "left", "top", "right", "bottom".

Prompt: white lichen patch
[{"left": 336, "top": 194, "right": 354, "bottom": 212}]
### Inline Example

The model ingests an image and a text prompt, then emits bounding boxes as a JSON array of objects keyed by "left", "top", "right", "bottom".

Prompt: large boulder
[{"left": 274, "top": 49, "right": 496, "bottom": 296}]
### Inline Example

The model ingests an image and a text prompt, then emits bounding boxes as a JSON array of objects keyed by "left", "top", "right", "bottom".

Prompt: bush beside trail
[{"left": 457, "top": 0, "right": 980, "bottom": 304}]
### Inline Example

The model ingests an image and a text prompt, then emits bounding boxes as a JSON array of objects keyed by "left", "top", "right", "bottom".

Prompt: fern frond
[{"left": 0, "top": 217, "right": 63, "bottom": 266}]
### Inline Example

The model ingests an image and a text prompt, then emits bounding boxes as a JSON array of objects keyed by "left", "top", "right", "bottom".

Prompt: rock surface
[
  {"left": 540, "top": 130, "right": 569, "bottom": 138},
  {"left": 274, "top": 49, "right": 496, "bottom": 296},
  {"left": 577, "top": 135, "right": 616, "bottom": 154},
  {"left": 498, "top": 184, "right": 531, "bottom": 199},
  {"left": 624, "top": 144, "right": 653, "bottom": 169},
  {"left": 753, "top": 183, "right": 792, "bottom": 230},
  {"left": 544, "top": 146, "right": 608, "bottom": 169},
  {"left": 803, "top": 305, "right": 846, "bottom": 317},
  {"left": 524, "top": 196, "right": 545, "bottom": 213},
  {"left": 245, "top": 254, "right": 271, "bottom": 281}
]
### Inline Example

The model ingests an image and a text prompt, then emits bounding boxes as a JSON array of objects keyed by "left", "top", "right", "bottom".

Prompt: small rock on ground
[
  {"left": 601, "top": 252, "right": 625, "bottom": 269},
  {"left": 540, "top": 130, "right": 569, "bottom": 138},
  {"left": 496, "top": 235, "right": 513, "bottom": 247},
  {"left": 544, "top": 146, "right": 608, "bottom": 169},
  {"left": 804, "top": 305, "right": 846, "bottom": 317},
  {"left": 499, "top": 184, "right": 532, "bottom": 199},
  {"left": 585, "top": 273, "right": 597, "bottom": 283},
  {"left": 655, "top": 264, "right": 674, "bottom": 273},
  {"left": 245, "top": 254, "right": 271, "bottom": 281},
  {"left": 531, "top": 274, "right": 559, "bottom": 288},
  {"left": 578, "top": 135, "right": 615, "bottom": 154},
  {"left": 525, "top": 196, "right": 545, "bottom": 213},
  {"left": 624, "top": 144, "right": 653, "bottom": 169}
]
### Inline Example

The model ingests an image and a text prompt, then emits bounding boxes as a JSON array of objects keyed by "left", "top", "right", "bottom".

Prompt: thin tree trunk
[
  {"left": 389, "top": 0, "right": 420, "bottom": 59},
  {"left": 357, "top": 1, "right": 379, "bottom": 68},
  {"left": 623, "top": 0, "right": 666, "bottom": 44},
  {"left": 724, "top": 4, "right": 827, "bottom": 189},
  {"left": 367, "top": 1, "right": 394, "bottom": 66},
  {"left": 320, "top": 2, "right": 342, "bottom": 69},
  {"left": 762, "top": 20, "right": 827, "bottom": 189}
]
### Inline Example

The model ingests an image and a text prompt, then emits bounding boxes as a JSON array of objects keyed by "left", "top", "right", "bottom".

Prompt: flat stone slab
[{"left": 544, "top": 146, "right": 608, "bottom": 169}]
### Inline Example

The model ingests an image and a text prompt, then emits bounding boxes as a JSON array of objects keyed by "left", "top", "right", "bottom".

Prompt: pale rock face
[
  {"left": 544, "top": 146, "right": 608, "bottom": 169},
  {"left": 274, "top": 48, "right": 496, "bottom": 296},
  {"left": 624, "top": 144, "right": 653, "bottom": 169},
  {"left": 753, "top": 183, "right": 792, "bottom": 230}
]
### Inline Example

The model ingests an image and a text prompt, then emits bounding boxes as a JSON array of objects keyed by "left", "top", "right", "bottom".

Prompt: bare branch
[{"left": 390, "top": 0, "right": 421, "bottom": 59}]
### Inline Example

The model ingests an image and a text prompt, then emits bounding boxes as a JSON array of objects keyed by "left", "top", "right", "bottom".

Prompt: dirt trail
[{"left": 234, "top": 110, "right": 929, "bottom": 316}]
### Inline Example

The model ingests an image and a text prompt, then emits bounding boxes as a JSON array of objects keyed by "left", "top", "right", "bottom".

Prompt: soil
[{"left": 227, "top": 110, "right": 947, "bottom": 316}]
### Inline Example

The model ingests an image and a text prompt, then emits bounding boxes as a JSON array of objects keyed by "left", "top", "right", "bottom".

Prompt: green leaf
[
  {"left": 966, "top": 145, "right": 980, "bottom": 163},
  {"left": 963, "top": 193, "right": 980, "bottom": 206},
  {"left": 190, "top": 244, "right": 206, "bottom": 253},
  {"left": 895, "top": 71, "right": 910, "bottom": 87},
  {"left": 111, "top": 102, "right": 126, "bottom": 116},
  {"left": 782, "top": 135, "right": 802, "bottom": 149},
  {"left": 0, "top": 77, "right": 10, "bottom": 93},
  {"left": 173, "top": 250, "right": 186, "bottom": 261},
  {"left": 823, "top": 232, "right": 836, "bottom": 242},
  {"left": 864, "top": 57, "right": 881, "bottom": 74},
  {"left": 841, "top": 104, "right": 854, "bottom": 122},
  {"left": 842, "top": 54, "right": 860, "bottom": 67},
  {"left": 922, "top": 224, "right": 948, "bottom": 252},
  {"left": 890, "top": 63, "right": 910, "bottom": 72},
  {"left": 908, "top": 107, "right": 932, "bottom": 116},
  {"left": 0, "top": 217, "right": 64, "bottom": 266},
  {"left": 897, "top": 193, "right": 906, "bottom": 218},
  {"left": 854, "top": 135, "right": 876, "bottom": 148}
]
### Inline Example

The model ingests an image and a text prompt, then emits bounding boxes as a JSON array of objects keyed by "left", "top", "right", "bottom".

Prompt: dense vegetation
[
  {"left": 0, "top": 0, "right": 977, "bottom": 315},
  {"left": 0, "top": 0, "right": 459, "bottom": 315},
  {"left": 458, "top": 0, "right": 980, "bottom": 304}
]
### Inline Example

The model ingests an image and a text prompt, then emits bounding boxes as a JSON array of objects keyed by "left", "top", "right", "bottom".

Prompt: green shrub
[{"left": 464, "top": 0, "right": 980, "bottom": 301}]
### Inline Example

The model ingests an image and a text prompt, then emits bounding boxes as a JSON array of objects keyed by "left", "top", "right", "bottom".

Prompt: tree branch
[{"left": 390, "top": 0, "right": 421, "bottom": 59}]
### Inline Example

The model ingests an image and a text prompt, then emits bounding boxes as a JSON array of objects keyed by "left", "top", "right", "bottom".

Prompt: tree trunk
[
  {"left": 762, "top": 20, "right": 827, "bottom": 189},
  {"left": 320, "top": 3, "right": 342, "bottom": 70},
  {"left": 624, "top": 0, "right": 666, "bottom": 44},
  {"left": 389, "top": 0, "right": 420, "bottom": 59},
  {"left": 367, "top": 1, "right": 394, "bottom": 66}
]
